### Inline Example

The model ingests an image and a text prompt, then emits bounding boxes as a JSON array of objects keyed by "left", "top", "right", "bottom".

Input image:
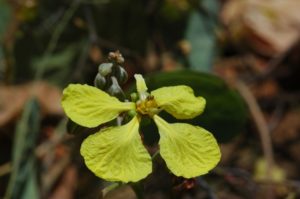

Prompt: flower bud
[
  {"left": 115, "top": 66, "right": 128, "bottom": 85},
  {"left": 130, "top": 92, "right": 138, "bottom": 102},
  {"left": 107, "top": 77, "right": 124, "bottom": 100},
  {"left": 98, "top": 63, "right": 113, "bottom": 76},
  {"left": 94, "top": 73, "right": 106, "bottom": 89},
  {"left": 108, "top": 51, "right": 124, "bottom": 64},
  {"left": 127, "top": 109, "right": 137, "bottom": 117}
]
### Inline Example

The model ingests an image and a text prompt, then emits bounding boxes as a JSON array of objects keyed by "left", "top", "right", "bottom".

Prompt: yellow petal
[
  {"left": 62, "top": 84, "right": 135, "bottom": 128},
  {"left": 154, "top": 115, "right": 221, "bottom": 178},
  {"left": 134, "top": 74, "right": 148, "bottom": 94},
  {"left": 151, "top": 86, "right": 206, "bottom": 119},
  {"left": 80, "top": 117, "right": 152, "bottom": 182}
]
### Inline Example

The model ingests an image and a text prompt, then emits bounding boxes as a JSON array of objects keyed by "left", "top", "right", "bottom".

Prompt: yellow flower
[{"left": 61, "top": 74, "right": 221, "bottom": 183}]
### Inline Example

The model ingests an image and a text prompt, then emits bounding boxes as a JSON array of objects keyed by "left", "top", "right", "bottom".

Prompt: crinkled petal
[
  {"left": 61, "top": 84, "right": 135, "bottom": 128},
  {"left": 80, "top": 116, "right": 152, "bottom": 182},
  {"left": 154, "top": 115, "right": 221, "bottom": 178},
  {"left": 134, "top": 74, "right": 148, "bottom": 94},
  {"left": 151, "top": 86, "right": 206, "bottom": 119}
]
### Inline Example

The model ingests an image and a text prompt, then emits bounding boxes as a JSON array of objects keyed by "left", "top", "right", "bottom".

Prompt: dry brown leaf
[
  {"left": 222, "top": 0, "right": 300, "bottom": 56},
  {"left": 0, "top": 82, "right": 63, "bottom": 126}
]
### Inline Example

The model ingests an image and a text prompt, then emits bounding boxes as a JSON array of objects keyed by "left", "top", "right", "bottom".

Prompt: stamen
[{"left": 136, "top": 95, "right": 160, "bottom": 117}]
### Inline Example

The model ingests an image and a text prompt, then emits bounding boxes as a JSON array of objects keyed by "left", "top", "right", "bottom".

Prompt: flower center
[{"left": 136, "top": 95, "right": 160, "bottom": 117}]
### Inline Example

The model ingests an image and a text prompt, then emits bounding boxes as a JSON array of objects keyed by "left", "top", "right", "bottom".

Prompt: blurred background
[{"left": 0, "top": 0, "right": 300, "bottom": 198}]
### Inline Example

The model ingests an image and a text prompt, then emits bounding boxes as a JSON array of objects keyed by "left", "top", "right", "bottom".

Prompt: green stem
[
  {"left": 101, "top": 182, "right": 122, "bottom": 197},
  {"left": 152, "top": 150, "right": 160, "bottom": 160}
]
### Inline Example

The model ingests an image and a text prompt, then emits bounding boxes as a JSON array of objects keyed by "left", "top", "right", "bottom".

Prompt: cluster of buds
[
  {"left": 67, "top": 51, "right": 128, "bottom": 134},
  {"left": 94, "top": 51, "right": 128, "bottom": 100}
]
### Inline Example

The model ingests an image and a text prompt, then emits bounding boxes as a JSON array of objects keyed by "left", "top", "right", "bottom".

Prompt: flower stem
[
  {"left": 101, "top": 182, "right": 122, "bottom": 197},
  {"left": 152, "top": 150, "right": 160, "bottom": 160}
]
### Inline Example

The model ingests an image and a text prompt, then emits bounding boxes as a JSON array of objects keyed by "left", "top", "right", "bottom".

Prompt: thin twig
[
  {"left": 235, "top": 80, "right": 274, "bottom": 199},
  {"left": 235, "top": 81, "right": 274, "bottom": 167},
  {"left": 101, "top": 182, "right": 122, "bottom": 198},
  {"left": 151, "top": 150, "right": 160, "bottom": 160}
]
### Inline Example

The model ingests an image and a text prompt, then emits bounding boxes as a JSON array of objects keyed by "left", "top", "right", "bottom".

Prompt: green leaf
[
  {"left": 0, "top": 0, "right": 11, "bottom": 40},
  {"left": 5, "top": 99, "right": 40, "bottom": 199},
  {"left": 21, "top": 162, "right": 39, "bottom": 199},
  {"left": 185, "top": 0, "right": 220, "bottom": 71},
  {"left": 0, "top": 0, "right": 11, "bottom": 80},
  {"left": 127, "top": 70, "right": 248, "bottom": 143},
  {"left": 32, "top": 43, "right": 80, "bottom": 86}
]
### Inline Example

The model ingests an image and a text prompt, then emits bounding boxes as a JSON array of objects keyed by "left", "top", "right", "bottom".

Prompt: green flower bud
[
  {"left": 98, "top": 63, "right": 113, "bottom": 76},
  {"left": 115, "top": 66, "right": 128, "bottom": 85},
  {"left": 107, "top": 77, "right": 124, "bottom": 100},
  {"left": 130, "top": 92, "right": 138, "bottom": 102},
  {"left": 127, "top": 109, "right": 137, "bottom": 117},
  {"left": 94, "top": 73, "right": 106, "bottom": 89}
]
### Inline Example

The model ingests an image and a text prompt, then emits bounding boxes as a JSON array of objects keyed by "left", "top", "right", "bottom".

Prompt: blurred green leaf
[
  {"left": 5, "top": 99, "right": 40, "bottom": 199},
  {"left": 32, "top": 43, "right": 80, "bottom": 86},
  {"left": 0, "top": 0, "right": 11, "bottom": 40},
  {"left": 127, "top": 70, "right": 248, "bottom": 143},
  {"left": 22, "top": 170, "right": 39, "bottom": 199},
  {"left": 185, "top": 0, "right": 219, "bottom": 72},
  {"left": 0, "top": 0, "right": 11, "bottom": 79}
]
